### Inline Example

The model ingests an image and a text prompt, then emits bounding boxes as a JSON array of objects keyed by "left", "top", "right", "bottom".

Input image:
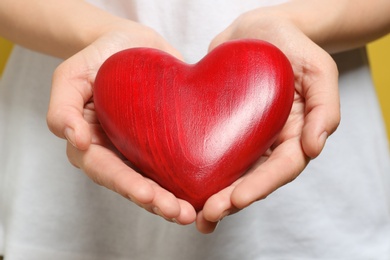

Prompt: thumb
[
  {"left": 300, "top": 52, "right": 340, "bottom": 158},
  {"left": 47, "top": 61, "right": 92, "bottom": 150},
  {"left": 208, "top": 29, "right": 232, "bottom": 53}
]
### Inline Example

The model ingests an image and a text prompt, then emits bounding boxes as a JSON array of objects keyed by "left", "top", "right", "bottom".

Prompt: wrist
[
  {"left": 243, "top": 2, "right": 339, "bottom": 50},
  {"left": 263, "top": 0, "right": 390, "bottom": 53}
]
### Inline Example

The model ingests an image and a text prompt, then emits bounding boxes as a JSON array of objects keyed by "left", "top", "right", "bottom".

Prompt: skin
[{"left": 1, "top": 0, "right": 390, "bottom": 233}]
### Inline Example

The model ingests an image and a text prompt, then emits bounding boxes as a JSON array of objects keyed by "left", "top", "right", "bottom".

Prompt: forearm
[
  {"left": 0, "top": 0, "right": 126, "bottom": 58},
  {"left": 284, "top": 0, "right": 390, "bottom": 52}
]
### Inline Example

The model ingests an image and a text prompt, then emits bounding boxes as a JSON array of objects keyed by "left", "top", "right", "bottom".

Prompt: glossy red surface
[{"left": 94, "top": 39, "right": 294, "bottom": 211}]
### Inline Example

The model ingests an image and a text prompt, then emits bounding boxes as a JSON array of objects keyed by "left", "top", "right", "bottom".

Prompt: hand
[
  {"left": 196, "top": 8, "right": 340, "bottom": 233},
  {"left": 47, "top": 22, "right": 197, "bottom": 225}
]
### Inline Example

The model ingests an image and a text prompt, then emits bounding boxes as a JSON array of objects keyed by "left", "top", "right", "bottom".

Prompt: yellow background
[
  {"left": 0, "top": 36, "right": 389, "bottom": 140},
  {"left": 0, "top": 37, "right": 12, "bottom": 75},
  {"left": 367, "top": 35, "right": 390, "bottom": 141}
]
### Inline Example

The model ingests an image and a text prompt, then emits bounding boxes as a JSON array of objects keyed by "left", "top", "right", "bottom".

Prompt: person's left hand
[{"left": 196, "top": 7, "right": 340, "bottom": 233}]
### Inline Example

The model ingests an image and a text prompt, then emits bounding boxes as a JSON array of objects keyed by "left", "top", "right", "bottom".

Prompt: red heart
[{"left": 94, "top": 39, "right": 294, "bottom": 211}]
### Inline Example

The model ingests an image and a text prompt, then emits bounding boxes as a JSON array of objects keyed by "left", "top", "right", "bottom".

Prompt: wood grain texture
[{"left": 94, "top": 39, "right": 294, "bottom": 210}]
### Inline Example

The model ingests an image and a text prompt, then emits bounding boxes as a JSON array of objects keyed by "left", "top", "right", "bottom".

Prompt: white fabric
[{"left": 1, "top": 1, "right": 390, "bottom": 259}]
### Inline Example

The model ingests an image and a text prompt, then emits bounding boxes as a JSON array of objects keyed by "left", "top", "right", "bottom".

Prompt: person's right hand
[{"left": 47, "top": 21, "right": 197, "bottom": 225}]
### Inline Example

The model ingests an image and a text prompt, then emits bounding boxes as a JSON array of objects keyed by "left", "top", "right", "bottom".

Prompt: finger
[
  {"left": 175, "top": 199, "right": 197, "bottom": 225},
  {"left": 196, "top": 211, "right": 219, "bottom": 234},
  {"left": 201, "top": 154, "right": 272, "bottom": 221},
  {"left": 196, "top": 180, "right": 245, "bottom": 233},
  {"left": 152, "top": 194, "right": 197, "bottom": 225},
  {"left": 231, "top": 137, "right": 310, "bottom": 209},
  {"left": 208, "top": 29, "right": 231, "bottom": 53},
  {"left": 298, "top": 51, "right": 340, "bottom": 158},
  {"left": 67, "top": 142, "right": 196, "bottom": 223},
  {"left": 146, "top": 180, "right": 196, "bottom": 224},
  {"left": 201, "top": 184, "right": 239, "bottom": 222},
  {"left": 67, "top": 142, "right": 155, "bottom": 204}
]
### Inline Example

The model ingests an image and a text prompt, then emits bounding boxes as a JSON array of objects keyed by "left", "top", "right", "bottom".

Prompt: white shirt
[{"left": 1, "top": 1, "right": 390, "bottom": 259}]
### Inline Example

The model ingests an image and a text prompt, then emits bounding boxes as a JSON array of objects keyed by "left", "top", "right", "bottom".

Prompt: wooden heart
[{"left": 94, "top": 39, "right": 294, "bottom": 211}]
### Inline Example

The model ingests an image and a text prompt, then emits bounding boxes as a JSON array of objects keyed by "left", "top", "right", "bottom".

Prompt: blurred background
[{"left": 0, "top": 36, "right": 389, "bottom": 141}]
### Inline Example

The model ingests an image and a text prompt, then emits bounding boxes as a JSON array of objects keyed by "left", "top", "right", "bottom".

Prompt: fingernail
[
  {"left": 153, "top": 207, "right": 177, "bottom": 223},
  {"left": 219, "top": 210, "right": 230, "bottom": 221},
  {"left": 64, "top": 128, "right": 77, "bottom": 147},
  {"left": 215, "top": 220, "right": 221, "bottom": 231},
  {"left": 152, "top": 207, "right": 162, "bottom": 216},
  {"left": 319, "top": 131, "right": 328, "bottom": 148},
  {"left": 153, "top": 207, "right": 169, "bottom": 220},
  {"left": 127, "top": 195, "right": 143, "bottom": 208}
]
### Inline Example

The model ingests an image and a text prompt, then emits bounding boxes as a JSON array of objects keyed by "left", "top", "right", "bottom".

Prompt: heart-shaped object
[{"left": 94, "top": 39, "right": 294, "bottom": 211}]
